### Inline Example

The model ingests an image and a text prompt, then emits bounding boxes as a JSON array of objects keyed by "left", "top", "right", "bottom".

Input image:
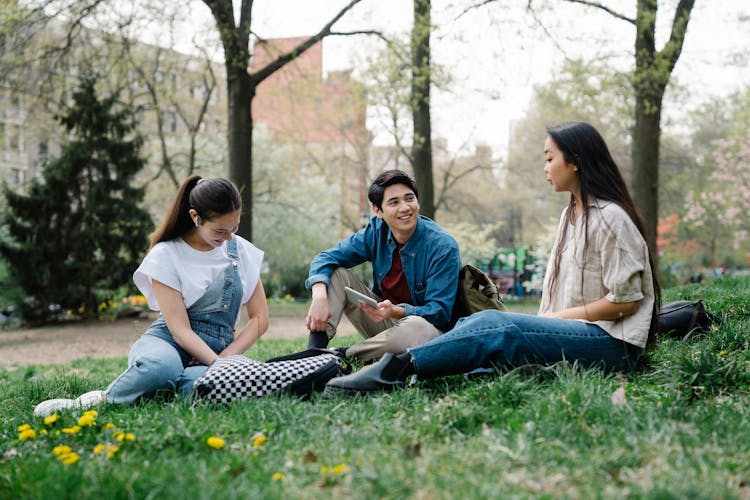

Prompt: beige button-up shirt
[{"left": 538, "top": 200, "right": 655, "bottom": 348}]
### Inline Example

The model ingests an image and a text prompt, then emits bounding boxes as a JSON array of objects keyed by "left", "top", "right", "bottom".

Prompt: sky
[{"left": 179, "top": 0, "right": 749, "bottom": 157}]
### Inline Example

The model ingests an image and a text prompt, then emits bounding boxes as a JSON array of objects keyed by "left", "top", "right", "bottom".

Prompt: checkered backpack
[{"left": 194, "top": 349, "right": 351, "bottom": 404}]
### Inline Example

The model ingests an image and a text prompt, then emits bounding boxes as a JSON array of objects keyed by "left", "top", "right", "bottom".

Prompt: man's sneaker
[{"left": 33, "top": 390, "right": 107, "bottom": 417}]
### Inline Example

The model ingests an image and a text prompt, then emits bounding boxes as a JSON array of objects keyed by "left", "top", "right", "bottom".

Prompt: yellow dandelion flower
[
  {"left": 60, "top": 452, "right": 80, "bottom": 465},
  {"left": 98, "top": 302, "right": 107, "bottom": 312},
  {"left": 17, "top": 424, "right": 31, "bottom": 432},
  {"left": 62, "top": 426, "right": 81, "bottom": 435},
  {"left": 18, "top": 429, "right": 36, "bottom": 441},
  {"left": 78, "top": 414, "right": 96, "bottom": 427},
  {"left": 252, "top": 434, "right": 267, "bottom": 447},
  {"left": 52, "top": 445, "right": 72, "bottom": 456},
  {"left": 115, "top": 432, "right": 135, "bottom": 442},
  {"left": 107, "top": 446, "right": 120, "bottom": 459},
  {"left": 320, "top": 466, "right": 330, "bottom": 475},
  {"left": 332, "top": 464, "right": 350, "bottom": 475},
  {"left": 44, "top": 414, "right": 60, "bottom": 425},
  {"left": 93, "top": 444, "right": 106, "bottom": 454},
  {"left": 206, "top": 436, "right": 225, "bottom": 449},
  {"left": 39, "top": 429, "right": 48, "bottom": 435},
  {"left": 719, "top": 350, "right": 728, "bottom": 356},
  {"left": 272, "top": 472, "right": 285, "bottom": 481},
  {"left": 101, "top": 422, "right": 115, "bottom": 431},
  {"left": 83, "top": 410, "right": 98, "bottom": 418}
]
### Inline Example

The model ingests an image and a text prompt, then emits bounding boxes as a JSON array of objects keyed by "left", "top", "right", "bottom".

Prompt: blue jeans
[
  {"left": 106, "top": 238, "right": 242, "bottom": 404},
  {"left": 410, "top": 310, "right": 641, "bottom": 379}
]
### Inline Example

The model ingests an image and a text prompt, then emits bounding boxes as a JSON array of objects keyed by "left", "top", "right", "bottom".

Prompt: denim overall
[{"left": 106, "top": 237, "right": 243, "bottom": 404}]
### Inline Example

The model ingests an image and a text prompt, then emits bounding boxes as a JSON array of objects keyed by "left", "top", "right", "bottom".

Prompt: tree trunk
[
  {"left": 632, "top": 90, "right": 662, "bottom": 254},
  {"left": 630, "top": 0, "right": 695, "bottom": 257},
  {"left": 226, "top": 64, "right": 255, "bottom": 239},
  {"left": 204, "top": 0, "right": 364, "bottom": 240},
  {"left": 411, "top": 0, "right": 435, "bottom": 219}
]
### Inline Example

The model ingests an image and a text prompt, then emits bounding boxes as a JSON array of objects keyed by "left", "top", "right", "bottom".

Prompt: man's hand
[
  {"left": 306, "top": 283, "right": 332, "bottom": 332},
  {"left": 359, "top": 299, "right": 404, "bottom": 323}
]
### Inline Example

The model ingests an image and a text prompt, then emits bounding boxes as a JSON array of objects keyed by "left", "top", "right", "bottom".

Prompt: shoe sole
[{"left": 323, "top": 382, "right": 403, "bottom": 397}]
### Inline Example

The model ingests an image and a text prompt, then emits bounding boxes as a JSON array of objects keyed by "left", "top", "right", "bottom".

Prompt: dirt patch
[{"left": 0, "top": 313, "right": 354, "bottom": 368}]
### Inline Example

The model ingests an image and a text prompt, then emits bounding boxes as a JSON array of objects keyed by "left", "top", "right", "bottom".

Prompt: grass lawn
[{"left": 1, "top": 277, "right": 749, "bottom": 498}]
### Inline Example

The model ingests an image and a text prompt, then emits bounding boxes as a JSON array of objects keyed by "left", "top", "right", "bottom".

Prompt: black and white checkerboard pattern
[{"left": 194, "top": 354, "right": 340, "bottom": 404}]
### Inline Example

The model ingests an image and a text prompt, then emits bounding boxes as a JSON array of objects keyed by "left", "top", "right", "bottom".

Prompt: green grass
[
  {"left": 267, "top": 299, "right": 310, "bottom": 318},
  {"left": 2, "top": 278, "right": 749, "bottom": 498}
]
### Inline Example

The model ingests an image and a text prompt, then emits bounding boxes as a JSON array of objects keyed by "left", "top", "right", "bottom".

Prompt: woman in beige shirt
[{"left": 325, "top": 121, "right": 661, "bottom": 396}]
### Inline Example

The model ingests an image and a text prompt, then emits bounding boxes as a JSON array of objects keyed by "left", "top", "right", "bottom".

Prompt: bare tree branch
[
  {"left": 452, "top": 0, "right": 499, "bottom": 22},
  {"left": 250, "top": 0, "right": 364, "bottom": 85},
  {"left": 556, "top": 0, "right": 635, "bottom": 25}
]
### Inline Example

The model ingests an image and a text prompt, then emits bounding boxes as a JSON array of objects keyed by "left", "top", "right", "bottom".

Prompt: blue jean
[
  {"left": 106, "top": 238, "right": 242, "bottom": 404},
  {"left": 105, "top": 322, "right": 234, "bottom": 403},
  {"left": 410, "top": 310, "right": 641, "bottom": 379}
]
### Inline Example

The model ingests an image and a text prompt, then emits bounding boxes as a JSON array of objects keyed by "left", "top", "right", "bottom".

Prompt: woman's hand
[{"left": 220, "top": 280, "right": 269, "bottom": 357}]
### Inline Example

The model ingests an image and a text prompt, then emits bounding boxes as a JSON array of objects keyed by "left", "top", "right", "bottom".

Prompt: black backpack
[{"left": 657, "top": 300, "right": 720, "bottom": 341}]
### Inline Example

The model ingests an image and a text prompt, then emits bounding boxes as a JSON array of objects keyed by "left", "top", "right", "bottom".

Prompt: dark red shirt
[{"left": 380, "top": 243, "right": 412, "bottom": 305}]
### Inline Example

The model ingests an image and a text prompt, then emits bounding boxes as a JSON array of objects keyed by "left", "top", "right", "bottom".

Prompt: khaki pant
[{"left": 324, "top": 268, "right": 442, "bottom": 362}]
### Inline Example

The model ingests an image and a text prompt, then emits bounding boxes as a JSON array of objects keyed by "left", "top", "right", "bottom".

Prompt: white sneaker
[
  {"left": 33, "top": 398, "right": 77, "bottom": 417},
  {"left": 74, "top": 390, "right": 107, "bottom": 407},
  {"left": 33, "top": 390, "right": 107, "bottom": 417}
]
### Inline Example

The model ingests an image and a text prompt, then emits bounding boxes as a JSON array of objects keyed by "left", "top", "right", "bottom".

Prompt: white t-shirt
[{"left": 133, "top": 235, "right": 264, "bottom": 320}]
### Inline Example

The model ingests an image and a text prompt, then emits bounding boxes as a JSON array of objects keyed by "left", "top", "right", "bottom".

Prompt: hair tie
[{"left": 196, "top": 178, "right": 206, "bottom": 185}]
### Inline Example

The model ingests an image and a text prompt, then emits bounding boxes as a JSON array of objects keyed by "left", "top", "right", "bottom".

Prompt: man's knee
[
  {"left": 330, "top": 267, "right": 350, "bottom": 285},
  {"left": 399, "top": 316, "right": 440, "bottom": 338},
  {"left": 382, "top": 316, "right": 441, "bottom": 351}
]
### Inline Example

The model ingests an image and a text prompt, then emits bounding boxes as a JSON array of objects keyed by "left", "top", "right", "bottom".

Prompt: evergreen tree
[{"left": 0, "top": 76, "right": 152, "bottom": 321}]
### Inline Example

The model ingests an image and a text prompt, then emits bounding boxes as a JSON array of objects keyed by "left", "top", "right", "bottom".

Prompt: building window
[
  {"left": 39, "top": 138, "right": 49, "bottom": 162},
  {"left": 10, "top": 168, "right": 26, "bottom": 185},
  {"left": 8, "top": 123, "right": 22, "bottom": 151},
  {"left": 164, "top": 110, "right": 177, "bottom": 133}
]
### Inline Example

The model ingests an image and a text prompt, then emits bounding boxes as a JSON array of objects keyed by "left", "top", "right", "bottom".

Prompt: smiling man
[{"left": 304, "top": 169, "right": 461, "bottom": 361}]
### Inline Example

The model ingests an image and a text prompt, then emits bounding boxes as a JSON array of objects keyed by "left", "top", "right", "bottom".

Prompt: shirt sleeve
[
  {"left": 599, "top": 209, "right": 646, "bottom": 304},
  {"left": 305, "top": 221, "right": 374, "bottom": 289},
  {"left": 235, "top": 236, "right": 264, "bottom": 304},
  {"left": 132, "top": 243, "right": 181, "bottom": 311},
  {"left": 399, "top": 242, "right": 461, "bottom": 331}
]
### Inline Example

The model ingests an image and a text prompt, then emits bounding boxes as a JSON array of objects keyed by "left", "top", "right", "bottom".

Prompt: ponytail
[{"left": 149, "top": 175, "right": 241, "bottom": 249}]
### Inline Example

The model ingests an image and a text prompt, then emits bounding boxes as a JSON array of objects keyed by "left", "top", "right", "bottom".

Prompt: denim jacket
[{"left": 305, "top": 215, "right": 460, "bottom": 332}]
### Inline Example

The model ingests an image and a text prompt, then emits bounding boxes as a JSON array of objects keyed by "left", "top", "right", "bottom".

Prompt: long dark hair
[
  {"left": 149, "top": 175, "right": 241, "bottom": 249},
  {"left": 546, "top": 121, "right": 661, "bottom": 347}
]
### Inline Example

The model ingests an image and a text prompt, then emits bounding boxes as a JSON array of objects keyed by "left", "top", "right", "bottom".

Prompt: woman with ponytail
[
  {"left": 35, "top": 175, "right": 268, "bottom": 415},
  {"left": 325, "top": 122, "right": 661, "bottom": 396}
]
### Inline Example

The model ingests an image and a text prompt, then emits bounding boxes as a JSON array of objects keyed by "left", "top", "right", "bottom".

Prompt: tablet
[{"left": 344, "top": 286, "right": 379, "bottom": 308}]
